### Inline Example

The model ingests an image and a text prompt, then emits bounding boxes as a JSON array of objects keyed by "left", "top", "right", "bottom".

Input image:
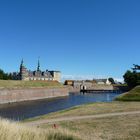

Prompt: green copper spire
[
  {"left": 20, "top": 59, "right": 25, "bottom": 67},
  {"left": 37, "top": 57, "right": 40, "bottom": 71}
]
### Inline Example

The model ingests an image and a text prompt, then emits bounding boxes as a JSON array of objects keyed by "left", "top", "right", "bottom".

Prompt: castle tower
[{"left": 20, "top": 59, "right": 28, "bottom": 80}]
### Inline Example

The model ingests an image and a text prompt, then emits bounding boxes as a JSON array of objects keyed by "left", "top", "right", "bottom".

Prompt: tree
[
  {"left": 123, "top": 65, "right": 140, "bottom": 89},
  {"left": 108, "top": 77, "right": 115, "bottom": 84},
  {"left": 0, "top": 68, "right": 12, "bottom": 80},
  {"left": 0, "top": 69, "right": 4, "bottom": 79},
  {"left": 132, "top": 64, "right": 140, "bottom": 71}
]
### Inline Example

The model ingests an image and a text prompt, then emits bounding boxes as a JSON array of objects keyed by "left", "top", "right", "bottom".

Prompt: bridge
[{"left": 80, "top": 89, "right": 120, "bottom": 93}]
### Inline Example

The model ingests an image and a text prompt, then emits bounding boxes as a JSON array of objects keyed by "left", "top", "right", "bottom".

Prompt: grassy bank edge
[
  {"left": 23, "top": 101, "right": 140, "bottom": 123},
  {"left": 115, "top": 86, "right": 140, "bottom": 101}
]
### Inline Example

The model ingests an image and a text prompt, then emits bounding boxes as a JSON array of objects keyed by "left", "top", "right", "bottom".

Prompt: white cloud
[
  {"left": 61, "top": 74, "right": 124, "bottom": 83},
  {"left": 114, "top": 78, "right": 124, "bottom": 83}
]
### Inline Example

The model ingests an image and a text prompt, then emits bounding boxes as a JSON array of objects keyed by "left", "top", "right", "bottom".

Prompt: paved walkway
[{"left": 26, "top": 111, "right": 140, "bottom": 126}]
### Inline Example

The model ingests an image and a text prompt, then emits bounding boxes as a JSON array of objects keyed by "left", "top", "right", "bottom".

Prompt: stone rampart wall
[
  {"left": 0, "top": 87, "right": 68, "bottom": 104},
  {"left": 89, "top": 84, "right": 114, "bottom": 90}
]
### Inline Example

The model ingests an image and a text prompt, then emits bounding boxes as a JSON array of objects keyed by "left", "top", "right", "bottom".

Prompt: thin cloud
[{"left": 61, "top": 74, "right": 123, "bottom": 82}]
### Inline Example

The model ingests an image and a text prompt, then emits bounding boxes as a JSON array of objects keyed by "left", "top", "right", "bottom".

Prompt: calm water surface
[{"left": 0, "top": 92, "right": 121, "bottom": 120}]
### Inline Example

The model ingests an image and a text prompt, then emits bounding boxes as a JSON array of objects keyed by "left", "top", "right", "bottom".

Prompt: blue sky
[{"left": 0, "top": 0, "right": 140, "bottom": 81}]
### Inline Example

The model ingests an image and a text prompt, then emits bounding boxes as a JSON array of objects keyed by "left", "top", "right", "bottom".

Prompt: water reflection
[{"left": 0, "top": 92, "right": 121, "bottom": 120}]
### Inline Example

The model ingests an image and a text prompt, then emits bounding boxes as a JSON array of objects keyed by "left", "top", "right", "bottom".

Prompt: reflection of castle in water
[{"left": 12, "top": 59, "right": 61, "bottom": 82}]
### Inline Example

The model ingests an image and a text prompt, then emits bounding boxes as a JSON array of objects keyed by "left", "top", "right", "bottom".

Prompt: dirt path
[{"left": 25, "top": 111, "right": 140, "bottom": 126}]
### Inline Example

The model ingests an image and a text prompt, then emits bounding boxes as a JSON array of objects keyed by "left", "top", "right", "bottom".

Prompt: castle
[{"left": 12, "top": 59, "right": 61, "bottom": 82}]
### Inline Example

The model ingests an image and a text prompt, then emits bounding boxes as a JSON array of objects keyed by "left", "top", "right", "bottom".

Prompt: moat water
[{"left": 0, "top": 92, "right": 121, "bottom": 120}]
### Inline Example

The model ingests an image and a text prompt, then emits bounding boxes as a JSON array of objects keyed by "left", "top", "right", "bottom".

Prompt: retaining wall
[
  {"left": 89, "top": 84, "right": 114, "bottom": 90},
  {"left": 0, "top": 87, "right": 69, "bottom": 104}
]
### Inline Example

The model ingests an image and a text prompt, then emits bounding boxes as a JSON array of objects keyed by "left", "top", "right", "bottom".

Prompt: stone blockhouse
[{"left": 73, "top": 81, "right": 93, "bottom": 89}]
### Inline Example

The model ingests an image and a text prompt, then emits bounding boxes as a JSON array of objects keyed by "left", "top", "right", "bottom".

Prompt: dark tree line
[
  {"left": 123, "top": 64, "right": 140, "bottom": 89},
  {"left": 0, "top": 69, "right": 12, "bottom": 80},
  {"left": 108, "top": 77, "right": 115, "bottom": 84}
]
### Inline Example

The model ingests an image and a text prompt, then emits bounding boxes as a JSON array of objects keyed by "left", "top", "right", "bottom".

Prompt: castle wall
[
  {"left": 20, "top": 71, "right": 61, "bottom": 82},
  {"left": 0, "top": 87, "right": 68, "bottom": 104},
  {"left": 52, "top": 71, "right": 61, "bottom": 82}
]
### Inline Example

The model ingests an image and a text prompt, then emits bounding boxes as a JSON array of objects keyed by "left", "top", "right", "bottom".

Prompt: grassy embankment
[
  {"left": 115, "top": 86, "right": 140, "bottom": 101},
  {"left": 25, "top": 102, "right": 140, "bottom": 121},
  {"left": 24, "top": 102, "right": 140, "bottom": 140},
  {"left": 0, "top": 118, "right": 80, "bottom": 140},
  {"left": 0, "top": 80, "right": 63, "bottom": 89}
]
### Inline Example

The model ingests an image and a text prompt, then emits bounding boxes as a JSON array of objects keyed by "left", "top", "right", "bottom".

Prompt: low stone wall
[
  {"left": 66, "top": 86, "right": 80, "bottom": 93},
  {"left": 89, "top": 84, "right": 114, "bottom": 90},
  {"left": 67, "top": 84, "right": 114, "bottom": 93},
  {"left": 0, "top": 87, "right": 69, "bottom": 104}
]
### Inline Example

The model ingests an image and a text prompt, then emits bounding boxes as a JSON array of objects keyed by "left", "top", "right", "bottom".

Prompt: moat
[{"left": 0, "top": 92, "right": 121, "bottom": 120}]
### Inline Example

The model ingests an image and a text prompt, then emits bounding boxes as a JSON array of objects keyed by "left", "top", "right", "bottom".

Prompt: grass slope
[
  {"left": 116, "top": 86, "right": 140, "bottom": 101},
  {"left": 24, "top": 102, "right": 140, "bottom": 140},
  {"left": 40, "top": 114, "right": 140, "bottom": 140},
  {"left": 0, "top": 118, "right": 80, "bottom": 140},
  {"left": 24, "top": 102, "right": 140, "bottom": 122},
  {"left": 0, "top": 80, "right": 63, "bottom": 89}
]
